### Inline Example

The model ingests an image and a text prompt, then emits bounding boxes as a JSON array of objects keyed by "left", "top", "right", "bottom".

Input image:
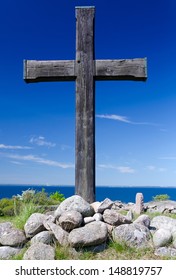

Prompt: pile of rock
[
  {"left": 145, "top": 200, "right": 176, "bottom": 214},
  {"left": 0, "top": 194, "right": 176, "bottom": 259}
]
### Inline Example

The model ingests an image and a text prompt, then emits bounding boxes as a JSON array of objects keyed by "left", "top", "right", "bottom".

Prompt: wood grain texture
[
  {"left": 24, "top": 60, "right": 75, "bottom": 82},
  {"left": 23, "top": 7, "right": 147, "bottom": 203},
  {"left": 75, "top": 7, "right": 95, "bottom": 203},
  {"left": 95, "top": 58, "right": 147, "bottom": 81},
  {"left": 24, "top": 58, "right": 147, "bottom": 82}
]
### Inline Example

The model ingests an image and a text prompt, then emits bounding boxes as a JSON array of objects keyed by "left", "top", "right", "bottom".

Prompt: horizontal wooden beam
[
  {"left": 24, "top": 58, "right": 147, "bottom": 83},
  {"left": 24, "top": 60, "right": 76, "bottom": 83},
  {"left": 95, "top": 58, "right": 147, "bottom": 81}
]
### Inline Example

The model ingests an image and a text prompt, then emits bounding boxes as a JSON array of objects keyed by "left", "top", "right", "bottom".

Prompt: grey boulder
[
  {"left": 93, "top": 213, "right": 103, "bottom": 221},
  {"left": 54, "top": 195, "right": 94, "bottom": 218},
  {"left": 133, "top": 214, "right": 151, "bottom": 228},
  {"left": 0, "top": 246, "right": 21, "bottom": 259},
  {"left": 97, "top": 198, "right": 113, "bottom": 213},
  {"left": 91, "top": 201, "right": 101, "bottom": 213},
  {"left": 23, "top": 243, "right": 55, "bottom": 260},
  {"left": 112, "top": 223, "right": 152, "bottom": 248},
  {"left": 173, "top": 238, "right": 176, "bottom": 249},
  {"left": 24, "top": 213, "right": 46, "bottom": 238},
  {"left": 154, "top": 247, "right": 176, "bottom": 258},
  {"left": 103, "top": 209, "right": 131, "bottom": 226},
  {"left": 153, "top": 228, "right": 172, "bottom": 248},
  {"left": 84, "top": 216, "right": 95, "bottom": 224},
  {"left": 150, "top": 215, "right": 176, "bottom": 231},
  {"left": 31, "top": 231, "right": 55, "bottom": 245},
  {"left": 45, "top": 221, "right": 69, "bottom": 246},
  {"left": 43, "top": 215, "right": 55, "bottom": 230},
  {"left": 68, "top": 221, "right": 108, "bottom": 247},
  {"left": 0, "top": 222, "right": 26, "bottom": 247},
  {"left": 0, "top": 222, "right": 12, "bottom": 235},
  {"left": 58, "top": 210, "right": 83, "bottom": 231}
]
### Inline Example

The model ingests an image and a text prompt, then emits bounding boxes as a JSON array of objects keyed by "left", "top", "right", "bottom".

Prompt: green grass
[
  {"left": 52, "top": 241, "right": 168, "bottom": 260},
  {"left": 13, "top": 202, "right": 45, "bottom": 229},
  {"left": 0, "top": 202, "right": 45, "bottom": 229},
  {"left": 55, "top": 245, "right": 74, "bottom": 260},
  {"left": 0, "top": 215, "right": 14, "bottom": 223},
  {"left": 10, "top": 248, "right": 28, "bottom": 260},
  {"left": 1, "top": 241, "right": 174, "bottom": 260},
  {"left": 0, "top": 188, "right": 63, "bottom": 228},
  {"left": 1, "top": 189, "right": 176, "bottom": 260}
]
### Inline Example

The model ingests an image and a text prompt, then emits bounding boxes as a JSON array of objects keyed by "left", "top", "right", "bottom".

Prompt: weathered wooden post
[
  {"left": 75, "top": 7, "right": 95, "bottom": 203},
  {"left": 24, "top": 6, "right": 147, "bottom": 203}
]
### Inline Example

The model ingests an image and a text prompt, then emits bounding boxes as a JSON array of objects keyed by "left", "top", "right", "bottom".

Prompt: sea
[{"left": 0, "top": 185, "right": 176, "bottom": 203}]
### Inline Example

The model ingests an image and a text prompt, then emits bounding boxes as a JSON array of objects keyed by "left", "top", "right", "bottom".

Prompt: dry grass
[{"left": 53, "top": 241, "right": 172, "bottom": 260}]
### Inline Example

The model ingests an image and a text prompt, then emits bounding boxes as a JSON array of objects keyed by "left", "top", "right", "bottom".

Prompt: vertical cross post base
[{"left": 75, "top": 7, "right": 95, "bottom": 203}]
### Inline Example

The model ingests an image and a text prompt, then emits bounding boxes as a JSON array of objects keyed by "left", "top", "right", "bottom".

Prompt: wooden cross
[{"left": 24, "top": 6, "right": 147, "bottom": 203}]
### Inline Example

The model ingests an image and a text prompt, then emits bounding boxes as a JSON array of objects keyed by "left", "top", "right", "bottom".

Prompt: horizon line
[{"left": 0, "top": 184, "right": 176, "bottom": 188}]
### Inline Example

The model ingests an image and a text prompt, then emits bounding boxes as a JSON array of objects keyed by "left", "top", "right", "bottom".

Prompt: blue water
[{"left": 0, "top": 185, "right": 176, "bottom": 203}]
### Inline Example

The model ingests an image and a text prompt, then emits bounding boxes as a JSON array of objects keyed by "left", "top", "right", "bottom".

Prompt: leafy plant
[
  {"left": 0, "top": 197, "right": 21, "bottom": 216},
  {"left": 152, "top": 194, "right": 170, "bottom": 201},
  {"left": 0, "top": 188, "right": 66, "bottom": 220},
  {"left": 32, "top": 189, "right": 50, "bottom": 205},
  {"left": 2, "top": 205, "right": 15, "bottom": 216},
  {"left": 0, "top": 198, "right": 13, "bottom": 208},
  {"left": 20, "top": 189, "right": 36, "bottom": 203},
  {"left": 50, "top": 191, "right": 65, "bottom": 203}
]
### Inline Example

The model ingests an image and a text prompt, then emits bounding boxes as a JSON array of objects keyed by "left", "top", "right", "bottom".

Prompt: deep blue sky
[{"left": 0, "top": 0, "right": 176, "bottom": 186}]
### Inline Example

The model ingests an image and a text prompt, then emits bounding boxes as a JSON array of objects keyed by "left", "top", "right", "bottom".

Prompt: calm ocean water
[{"left": 0, "top": 185, "right": 176, "bottom": 203}]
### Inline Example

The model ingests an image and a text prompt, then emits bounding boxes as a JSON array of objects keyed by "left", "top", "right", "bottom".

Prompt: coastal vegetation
[
  {"left": 152, "top": 194, "right": 170, "bottom": 201},
  {"left": 0, "top": 189, "right": 176, "bottom": 260},
  {"left": 0, "top": 189, "right": 65, "bottom": 228}
]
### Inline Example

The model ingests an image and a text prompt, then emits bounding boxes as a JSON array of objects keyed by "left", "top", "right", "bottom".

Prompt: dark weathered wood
[
  {"left": 75, "top": 7, "right": 95, "bottom": 203},
  {"left": 24, "top": 58, "right": 147, "bottom": 82},
  {"left": 24, "top": 60, "right": 75, "bottom": 82},
  {"left": 95, "top": 58, "right": 147, "bottom": 81},
  {"left": 23, "top": 6, "right": 147, "bottom": 203}
]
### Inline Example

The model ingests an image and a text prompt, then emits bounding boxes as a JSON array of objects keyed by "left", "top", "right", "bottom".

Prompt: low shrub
[
  {"left": 0, "top": 198, "right": 13, "bottom": 209},
  {"left": 18, "top": 188, "right": 64, "bottom": 206},
  {"left": 50, "top": 191, "right": 65, "bottom": 203},
  {"left": 2, "top": 205, "right": 15, "bottom": 216},
  {"left": 20, "top": 189, "right": 35, "bottom": 203},
  {"left": 32, "top": 189, "right": 50, "bottom": 205},
  {"left": 0, "top": 188, "right": 65, "bottom": 219},
  {"left": 0, "top": 197, "right": 20, "bottom": 216},
  {"left": 0, "top": 209, "right": 4, "bottom": 216},
  {"left": 152, "top": 194, "right": 170, "bottom": 201}
]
